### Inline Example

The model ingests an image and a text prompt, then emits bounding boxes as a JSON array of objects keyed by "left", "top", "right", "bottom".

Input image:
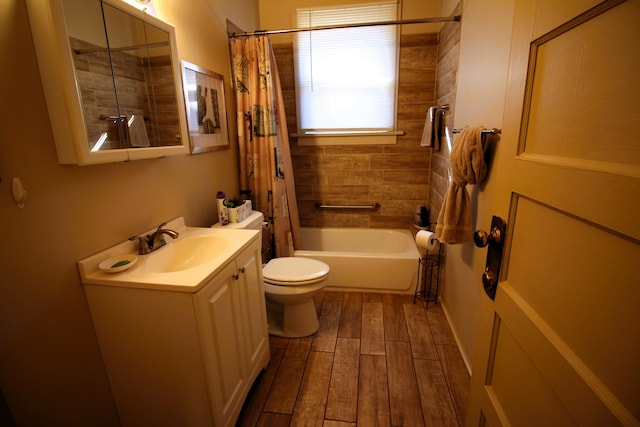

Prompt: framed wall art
[{"left": 182, "top": 61, "right": 230, "bottom": 153}]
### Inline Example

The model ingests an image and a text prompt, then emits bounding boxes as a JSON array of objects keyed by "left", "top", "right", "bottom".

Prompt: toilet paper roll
[{"left": 415, "top": 230, "right": 438, "bottom": 250}]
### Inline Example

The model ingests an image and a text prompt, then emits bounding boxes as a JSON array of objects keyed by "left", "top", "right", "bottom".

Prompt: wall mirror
[{"left": 26, "top": 0, "right": 189, "bottom": 165}]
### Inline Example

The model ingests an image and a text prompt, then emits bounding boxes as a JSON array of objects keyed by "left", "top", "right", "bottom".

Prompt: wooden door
[{"left": 466, "top": 0, "right": 640, "bottom": 425}]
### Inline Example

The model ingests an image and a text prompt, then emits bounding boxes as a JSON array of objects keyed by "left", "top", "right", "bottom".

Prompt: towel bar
[
  {"left": 452, "top": 128, "right": 501, "bottom": 135},
  {"left": 316, "top": 202, "right": 380, "bottom": 210}
]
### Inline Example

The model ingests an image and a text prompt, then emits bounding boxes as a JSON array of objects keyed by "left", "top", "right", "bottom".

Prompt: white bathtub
[{"left": 294, "top": 227, "right": 420, "bottom": 294}]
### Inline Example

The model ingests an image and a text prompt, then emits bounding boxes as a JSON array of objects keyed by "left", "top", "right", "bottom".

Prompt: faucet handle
[
  {"left": 154, "top": 222, "right": 168, "bottom": 232},
  {"left": 129, "top": 235, "right": 151, "bottom": 255}
]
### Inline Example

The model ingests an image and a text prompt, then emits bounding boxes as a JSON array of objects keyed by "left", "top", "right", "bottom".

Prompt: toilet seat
[{"left": 262, "top": 257, "right": 329, "bottom": 287}]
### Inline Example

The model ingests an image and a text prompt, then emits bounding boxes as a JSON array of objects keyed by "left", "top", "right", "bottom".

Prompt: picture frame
[{"left": 181, "top": 61, "right": 230, "bottom": 153}]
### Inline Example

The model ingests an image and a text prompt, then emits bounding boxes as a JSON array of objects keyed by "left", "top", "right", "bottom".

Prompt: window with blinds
[{"left": 294, "top": 3, "right": 399, "bottom": 141}]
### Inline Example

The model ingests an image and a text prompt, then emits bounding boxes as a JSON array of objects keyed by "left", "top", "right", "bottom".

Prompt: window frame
[{"left": 292, "top": 2, "right": 401, "bottom": 145}]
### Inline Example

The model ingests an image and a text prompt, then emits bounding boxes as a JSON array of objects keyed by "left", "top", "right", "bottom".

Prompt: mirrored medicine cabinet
[{"left": 26, "top": 0, "right": 190, "bottom": 165}]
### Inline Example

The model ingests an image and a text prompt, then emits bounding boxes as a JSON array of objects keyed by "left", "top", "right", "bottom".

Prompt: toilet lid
[{"left": 263, "top": 257, "right": 329, "bottom": 286}]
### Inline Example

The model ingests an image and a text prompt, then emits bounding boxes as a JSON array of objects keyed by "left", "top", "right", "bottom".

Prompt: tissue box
[{"left": 228, "top": 200, "right": 252, "bottom": 223}]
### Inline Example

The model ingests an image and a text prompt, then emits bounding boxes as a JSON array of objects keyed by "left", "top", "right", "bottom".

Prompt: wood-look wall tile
[
  {"left": 326, "top": 170, "right": 384, "bottom": 186},
  {"left": 316, "top": 213, "right": 371, "bottom": 228},
  {"left": 314, "top": 185, "right": 370, "bottom": 200},
  {"left": 399, "top": 46, "right": 438, "bottom": 68},
  {"left": 370, "top": 184, "right": 430, "bottom": 201},
  {"left": 401, "top": 33, "right": 439, "bottom": 47},
  {"left": 379, "top": 200, "right": 425, "bottom": 217},
  {"left": 398, "top": 118, "right": 430, "bottom": 136},
  {"left": 383, "top": 169, "right": 430, "bottom": 185},
  {"left": 397, "top": 102, "right": 432, "bottom": 121},
  {"left": 398, "top": 69, "right": 437, "bottom": 85},
  {"left": 384, "top": 139, "right": 429, "bottom": 154},
  {"left": 317, "top": 154, "right": 371, "bottom": 170},
  {"left": 369, "top": 215, "right": 415, "bottom": 229},
  {"left": 398, "top": 84, "right": 435, "bottom": 103},
  {"left": 370, "top": 153, "right": 430, "bottom": 169},
  {"left": 324, "top": 145, "right": 384, "bottom": 154}
]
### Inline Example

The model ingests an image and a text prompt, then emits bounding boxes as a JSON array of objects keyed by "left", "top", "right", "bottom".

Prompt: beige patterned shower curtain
[{"left": 230, "top": 35, "right": 300, "bottom": 261}]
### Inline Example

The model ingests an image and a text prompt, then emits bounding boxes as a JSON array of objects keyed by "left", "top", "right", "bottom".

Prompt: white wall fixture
[{"left": 12, "top": 177, "right": 27, "bottom": 208}]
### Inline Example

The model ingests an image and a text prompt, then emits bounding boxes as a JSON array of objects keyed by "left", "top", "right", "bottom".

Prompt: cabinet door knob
[
  {"left": 239, "top": 267, "right": 246, "bottom": 274},
  {"left": 233, "top": 273, "right": 240, "bottom": 280}
]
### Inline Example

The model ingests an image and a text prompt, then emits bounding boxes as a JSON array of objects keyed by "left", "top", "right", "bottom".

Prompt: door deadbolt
[{"left": 474, "top": 216, "right": 506, "bottom": 300}]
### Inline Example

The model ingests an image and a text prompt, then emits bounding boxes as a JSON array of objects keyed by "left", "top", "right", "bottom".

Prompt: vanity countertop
[{"left": 78, "top": 217, "right": 259, "bottom": 292}]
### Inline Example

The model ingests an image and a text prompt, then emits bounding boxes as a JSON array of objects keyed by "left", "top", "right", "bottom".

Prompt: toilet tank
[{"left": 212, "top": 210, "right": 264, "bottom": 230}]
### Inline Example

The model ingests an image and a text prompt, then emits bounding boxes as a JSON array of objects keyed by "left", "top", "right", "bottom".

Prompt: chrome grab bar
[
  {"left": 452, "top": 128, "right": 501, "bottom": 135},
  {"left": 315, "top": 202, "right": 380, "bottom": 210}
]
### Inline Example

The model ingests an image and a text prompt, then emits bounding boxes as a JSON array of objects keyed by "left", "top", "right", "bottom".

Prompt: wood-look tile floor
[{"left": 237, "top": 291, "right": 470, "bottom": 427}]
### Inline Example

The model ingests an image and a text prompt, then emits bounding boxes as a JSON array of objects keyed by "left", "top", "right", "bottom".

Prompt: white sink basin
[
  {"left": 144, "top": 235, "right": 229, "bottom": 273},
  {"left": 78, "top": 217, "right": 259, "bottom": 292}
]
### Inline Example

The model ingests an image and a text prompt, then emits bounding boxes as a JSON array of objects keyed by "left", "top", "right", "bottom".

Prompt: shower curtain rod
[{"left": 228, "top": 15, "right": 461, "bottom": 38}]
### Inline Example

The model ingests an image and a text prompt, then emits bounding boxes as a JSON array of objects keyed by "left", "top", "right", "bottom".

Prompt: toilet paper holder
[{"left": 413, "top": 223, "right": 441, "bottom": 309}]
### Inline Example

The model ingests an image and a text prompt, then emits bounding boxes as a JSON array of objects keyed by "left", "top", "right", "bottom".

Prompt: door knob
[{"left": 473, "top": 226, "right": 502, "bottom": 248}]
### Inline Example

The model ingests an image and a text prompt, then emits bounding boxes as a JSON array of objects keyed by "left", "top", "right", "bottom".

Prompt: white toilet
[{"left": 214, "top": 210, "right": 329, "bottom": 338}]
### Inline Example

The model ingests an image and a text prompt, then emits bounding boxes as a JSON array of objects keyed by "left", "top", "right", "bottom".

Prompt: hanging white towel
[
  {"left": 128, "top": 115, "right": 150, "bottom": 147},
  {"left": 420, "top": 106, "right": 437, "bottom": 147},
  {"left": 420, "top": 106, "right": 445, "bottom": 149}
]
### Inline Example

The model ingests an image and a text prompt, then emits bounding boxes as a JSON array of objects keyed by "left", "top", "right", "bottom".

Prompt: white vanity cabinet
[
  {"left": 193, "top": 237, "right": 269, "bottom": 426},
  {"left": 82, "top": 232, "right": 269, "bottom": 427}
]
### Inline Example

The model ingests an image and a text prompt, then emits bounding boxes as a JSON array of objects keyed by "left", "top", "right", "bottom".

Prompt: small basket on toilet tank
[{"left": 228, "top": 200, "right": 252, "bottom": 223}]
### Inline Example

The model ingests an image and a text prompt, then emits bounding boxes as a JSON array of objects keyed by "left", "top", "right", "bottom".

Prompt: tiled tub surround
[
  {"left": 429, "top": 4, "right": 462, "bottom": 223},
  {"left": 273, "top": 33, "right": 439, "bottom": 229}
]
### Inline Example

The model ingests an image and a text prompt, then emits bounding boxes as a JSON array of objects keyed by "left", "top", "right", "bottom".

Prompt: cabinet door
[
  {"left": 194, "top": 262, "right": 246, "bottom": 426},
  {"left": 236, "top": 240, "right": 269, "bottom": 376}
]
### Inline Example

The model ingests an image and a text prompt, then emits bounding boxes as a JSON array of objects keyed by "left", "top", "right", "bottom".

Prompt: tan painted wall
[
  {"left": 0, "top": 0, "right": 259, "bottom": 424},
  {"left": 439, "top": 0, "right": 515, "bottom": 371}
]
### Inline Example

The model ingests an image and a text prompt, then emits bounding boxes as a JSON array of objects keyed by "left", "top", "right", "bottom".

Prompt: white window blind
[{"left": 295, "top": 3, "right": 398, "bottom": 135}]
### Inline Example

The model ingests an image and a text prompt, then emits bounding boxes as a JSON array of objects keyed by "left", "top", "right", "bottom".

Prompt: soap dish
[{"left": 99, "top": 255, "right": 137, "bottom": 273}]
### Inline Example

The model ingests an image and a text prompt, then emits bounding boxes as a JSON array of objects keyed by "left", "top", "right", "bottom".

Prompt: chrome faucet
[{"left": 129, "top": 222, "right": 179, "bottom": 255}]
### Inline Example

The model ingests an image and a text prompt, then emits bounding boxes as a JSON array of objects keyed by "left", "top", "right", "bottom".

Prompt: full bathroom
[{"left": 3, "top": 0, "right": 637, "bottom": 425}]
